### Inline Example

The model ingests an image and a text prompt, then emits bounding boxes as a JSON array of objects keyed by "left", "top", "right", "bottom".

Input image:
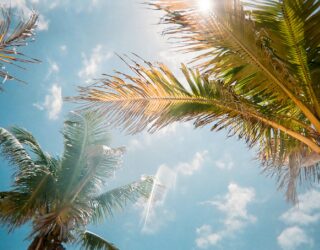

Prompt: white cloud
[
  {"left": 127, "top": 122, "right": 191, "bottom": 152},
  {"left": 214, "top": 153, "right": 234, "bottom": 170},
  {"left": 195, "top": 225, "right": 222, "bottom": 248},
  {"left": 281, "top": 209, "right": 320, "bottom": 226},
  {"left": 90, "top": 0, "right": 100, "bottom": 6},
  {"left": 212, "top": 183, "right": 256, "bottom": 229},
  {"left": 37, "top": 14, "right": 49, "bottom": 31},
  {"left": 176, "top": 151, "right": 208, "bottom": 176},
  {"left": 127, "top": 139, "right": 143, "bottom": 151},
  {"left": 60, "top": 45, "right": 67, "bottom": 52},
  {"left": 127, "top": 123, "right": 178, "bottom": 151},
  {"left": 196, "top": 183, "right": 256, "bottom": 248},
  {"left": 277, "top": 226, "right": 312, "bottom": 250},
  {"left": 280, "top": 189, "right": 320, "bottom": 226},
  {"left": 46, "top": 60, "right": 60, "bottom": 78},
  {"left": 37, "top": 0, "right": 105, "bottom": 12},
  {"left": 33, "top": 84, "right": 62, "bottom": 120},
  {"left": 277, "top": 189, "right": 320, "bottom": 250},
  {"left": 78, "top": 44, "right": 113, "bottom": 81}
]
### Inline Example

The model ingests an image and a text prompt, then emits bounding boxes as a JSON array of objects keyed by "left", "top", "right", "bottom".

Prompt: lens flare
[{"left": 197, "top": 0, "right": 213, "bottom": 13}]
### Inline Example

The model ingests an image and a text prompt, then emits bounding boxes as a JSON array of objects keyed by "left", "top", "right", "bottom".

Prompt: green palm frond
[
  {"left": 248, "top": 0, "right": 320, "bottom": 116},
  {"left": 0, "top": 169, "right": 55, "bottom": 229},
  {"left": 92, "top": 176, "right": 154, "bottom": 221},
  {"left": 0, "top": 9, "right": 40, "bottom": 87},
  {"left": 0, "top": 128, "right": 34, "bottom": 174},
  {"left": 0, "top": 127, "right": 58, "bottom": 229},
  {"left": 9, "top": 126, "right": 53, "bottom": 167},
  {"left": 79, "top": 231, "right": 119, "bottom": 250},
  {"left": 148, "top": 0, "right": 320, "bottom": 131},
  {"left": 0, "top": 191, "right": 29, "bottom": 228},
  {"left": 58, "top": 111, "right": 114, "bottom": 198},
  {"left": 68, "top": 145, "right": 125, "bottom": 204}
]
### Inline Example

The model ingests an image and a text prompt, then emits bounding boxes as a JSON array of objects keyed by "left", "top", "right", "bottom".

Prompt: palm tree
[
  {"left": 0, "top": 8, "right": 39, "bottom": 89},
  {"left": 0, "top": 112, "right": 154, "bottom": 249},
  {"left": 73, "top": 0, "right": 320, "bottom": 201}
]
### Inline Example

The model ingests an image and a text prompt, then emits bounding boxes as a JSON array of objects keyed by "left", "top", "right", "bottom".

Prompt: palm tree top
[{"left": 0, "top": 111, "right": 154, "bottom": 249}]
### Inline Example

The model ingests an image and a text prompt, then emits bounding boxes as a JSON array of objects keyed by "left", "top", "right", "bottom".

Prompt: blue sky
[{"left": 0, "top": 0, "right": 320, "bottom": 249}]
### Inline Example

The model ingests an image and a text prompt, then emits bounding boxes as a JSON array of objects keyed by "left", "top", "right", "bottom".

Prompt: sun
[{"left": 197, "top": 0, "right": 213, "bottom": 13}]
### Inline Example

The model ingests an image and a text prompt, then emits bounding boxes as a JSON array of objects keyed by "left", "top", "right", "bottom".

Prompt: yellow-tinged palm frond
[
  {"left": 73, "top": 57, "right": 320, "bottom": 201},
  {"left": 73, "top": 58, "right": 318, "bottom": 147},
  {"left": 0, "top": 8, "right": 39, "bottom": 88}
]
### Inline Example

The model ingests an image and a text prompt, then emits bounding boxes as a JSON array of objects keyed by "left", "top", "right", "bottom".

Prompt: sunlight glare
[
  {"left": 197, "top": 0, "right": 213, "bottom": 13},
  {"left": 142, "top": 166, "right": 176, "bottom": 232}
]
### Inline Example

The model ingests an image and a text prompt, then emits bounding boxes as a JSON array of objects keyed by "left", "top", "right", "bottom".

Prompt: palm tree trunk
[{"left": 28, "top": 235, "right": 66, "bottom": 250}]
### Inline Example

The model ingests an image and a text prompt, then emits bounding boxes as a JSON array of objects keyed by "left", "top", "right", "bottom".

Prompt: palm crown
[
  {"left": 0, "top": 112, "right": 153, "bottom": 250},
  {"left": 73, "top": 0, "right": 320, "bottom": 201}
]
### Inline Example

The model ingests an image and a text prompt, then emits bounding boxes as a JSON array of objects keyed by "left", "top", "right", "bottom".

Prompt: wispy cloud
[
  {"left": 277, "top": 189, "right": 320, "bottom": 249},
  {"left": 277, "top": 226, "right": 312, "bottom": 250},
  {"left": 176, "top": 151, "right": 208, "bottom": 176},
  {"left": 60, "top": 45, "right": 67, "bottom": 53},
  {"left": 46, "top": 59, "right": 60, "bottom": 79},
  {"left": 196, "top": 183, "right": 256, "bottom": 248},
  {"left": 280, "top": 189, "right": 320, "bottom": 226},
  {"left": 90, "top": 0, "right": 101, "bottom": 7},
  {"left": 214, "top": 153, "right": 234, "bottom": 170},
  {"left": 78, "top": 44, "right": 113, "bottom": 81},
  {"left": 127, "top": 122, "right": 191, "bottom": 152},
  {"left": 37, "top": 14, "right": 49, "bottom": 31},
  {"left": 33, "top": 0, "right": 104, "bottom": 11},
  {"left": 196, "top": 225, "right": 222, "bottom": 248},
  {"left": 33, "top": 84, "right": 62, "bottom": 120}
]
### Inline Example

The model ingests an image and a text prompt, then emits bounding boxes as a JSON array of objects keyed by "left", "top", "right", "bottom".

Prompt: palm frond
[
  {"left": 91, "top": 176, "right": 154, "bottom": 221},
  {"left": 58, "top": 111, "right": 113, "bottom": 199},
  {"left": 73, "top": 58, "right": 320, "bottom": 152},
  {"left": 0, "top": 165, "right": 56, "bottom": 230},
  {"left": 263, "top": 146, "right": 320, "bottom": 202},
  {"left": 72, "top": 57, "right": 320, "bottom": 201},
  {"left": 148, "top": 0, "right": 320, "bottom": 131},
  {"left": 248, "top": 0, "right": 320, "bottom": 117},
  {"left": 9, "top": 126, "right": 53, "bottom": 168},
  {"left": 79, "top": 231, "right": 118, "bottom": 250},
  {"left": 67, "top": 144, "right": 125, "bottom": 204},
  {"left": 0, "top": 191, "right": 34, "bottom": 228},
  {"left": 0, "top": 127, "right": 59, "bottom": 229},
  {"left": 0, "top": 127, "right": 34, "bottom": 174},
  {"left": 0, "top": 9, "right": 40, "bottom": 87}
]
